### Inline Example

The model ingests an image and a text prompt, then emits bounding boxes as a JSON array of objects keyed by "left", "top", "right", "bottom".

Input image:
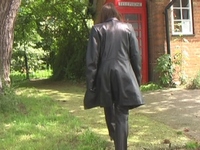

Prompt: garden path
[{"left": 136, "top": 88, "right": 200, "bottom": 142}]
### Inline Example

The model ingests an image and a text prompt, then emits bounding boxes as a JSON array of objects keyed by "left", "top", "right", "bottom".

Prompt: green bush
[
  {"left": 187, "top": 71, "right": 200, "bottom": 89},
  {"left": 155, "top": 54, "right": 174, "bottom": 87}
]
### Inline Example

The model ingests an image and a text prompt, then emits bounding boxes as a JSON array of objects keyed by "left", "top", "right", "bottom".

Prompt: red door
[{"left": 106, "top": 0, "right": 149, "bottom": 84}]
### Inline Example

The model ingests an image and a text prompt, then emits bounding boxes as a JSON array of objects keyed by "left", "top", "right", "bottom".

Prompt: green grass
[
  {"left": 0, "top": 88, "right": 107, "bottom": 150},
  {"left": 185, "top": 142, "right": 200, "bottom": 149},
  {"left": 10, "top": 70, "right": 52, "bottom": 82},
  {"left": 140, "top": 82, "right": 162, "bottom": 92},
  {"left": 1, "top": 78, "right": 199, "bottom": 150}
]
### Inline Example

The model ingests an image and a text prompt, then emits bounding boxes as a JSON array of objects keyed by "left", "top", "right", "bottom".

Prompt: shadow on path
[{"left": 135, "top": 88, "right": 200, "bottom": 142}]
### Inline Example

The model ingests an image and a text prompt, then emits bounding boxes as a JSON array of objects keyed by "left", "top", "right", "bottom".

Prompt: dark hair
[{"left": 98, "top": 3, "right": 123, "bottom": 23}]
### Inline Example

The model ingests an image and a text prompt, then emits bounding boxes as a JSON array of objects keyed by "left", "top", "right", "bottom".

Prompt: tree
[
  {"left": 12, "top": 0, "right": 92, "bottom": 81},
  {"left": 13, "top": 0, "right": 46, "bottom": 79},
  {"left": 10, "top": 0, "right": 105, "bottom": 82},
  {"left": 0, "top": 0, "right": 21, "bottom": 92}
]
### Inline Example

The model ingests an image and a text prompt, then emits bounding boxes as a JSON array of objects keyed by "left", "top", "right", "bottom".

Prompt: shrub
[
  {"left": 155, "top": 54, "right": 174, "bottom": 87},
  {"left": 187, "top": 71, "right": 200, "bottom": 89}
]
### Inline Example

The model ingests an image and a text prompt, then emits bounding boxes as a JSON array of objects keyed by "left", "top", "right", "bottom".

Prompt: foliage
[
  {"left": 140, "top": 83, "right": 161, "bottom": 92},
  {"left": 47, "top": 1, "right": 90, "bottom": 80},
  {"left": 155, "top": 51, "right": 188, "bottom": 87},
  {"left": 13, "top": 1, "right": 47, "bottom": 77},
  {"left": 10, "top": 70, "right": 52, "bottom": 83},
  {"left": 172, "top": 37, "right": 190, "bottom": 85},
  {"left": 12, "top": 43, "right": 48, "bottom": 73},
  {"left": 155, "top": 34, "right": 191, "bottom": 87},
  {"left": 185, "top": 142, "right": 200, "bottom": 149},
  {"left": 187, "top": 70, "right": 200, "bottom": 89},
  {"left": 13, "top": 0, "right": 92, "bottom": 81},
  {"left": 155, "top": 54, "right": 175, "bottom": 87}
]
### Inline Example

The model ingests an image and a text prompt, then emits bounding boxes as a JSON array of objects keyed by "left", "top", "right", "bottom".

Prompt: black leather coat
[{"left": 84, "top": 18, "right": 144, "bottom": 109}]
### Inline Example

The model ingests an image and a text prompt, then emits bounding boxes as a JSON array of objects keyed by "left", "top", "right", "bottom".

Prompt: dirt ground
[{"left": 135, "top": 88, "right": 200, "bottom": 142}]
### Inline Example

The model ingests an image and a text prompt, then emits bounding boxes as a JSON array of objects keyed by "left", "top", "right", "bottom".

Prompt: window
[
  {"left": 124, "top": 14, "right": 142, "bottom": 52},
  {"left": 171, "top": 0, "right": 193, "bottom": 35}
]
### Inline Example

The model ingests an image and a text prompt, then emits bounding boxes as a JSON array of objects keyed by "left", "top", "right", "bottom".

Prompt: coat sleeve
[
  {"left": 86, "top": 26, "right": 101, "bottom": 91},
  {"left": 128, "top": 24, "right": 142, "bottom": 86}
]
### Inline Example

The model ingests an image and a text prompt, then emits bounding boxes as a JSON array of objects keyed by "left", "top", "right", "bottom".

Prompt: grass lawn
[
  {"left": 0, "top": 81, "right": 107, "bottom": 150},
  {"left": 0, "top": 79, "right": 198, "bottom": 150}
]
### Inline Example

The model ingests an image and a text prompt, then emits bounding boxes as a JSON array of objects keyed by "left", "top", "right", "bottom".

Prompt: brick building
[
  {"left": 147, "top": 0, "right": 200, "bottom": 83},
  {"left": 93, "top": 0, "right": 200, "bottom": 83}
]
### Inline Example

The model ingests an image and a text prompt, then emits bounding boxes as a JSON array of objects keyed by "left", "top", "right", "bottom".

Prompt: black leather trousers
[{"left": 104, "top": 105, "right": 129, "bottom": 150}]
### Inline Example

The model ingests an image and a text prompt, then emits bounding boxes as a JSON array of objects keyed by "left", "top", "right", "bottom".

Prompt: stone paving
[{"left": 135, "top": 88, "right": 200, "bottom": 142}]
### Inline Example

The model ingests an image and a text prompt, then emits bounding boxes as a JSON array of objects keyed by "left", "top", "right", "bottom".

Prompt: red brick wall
[
  {"left": 147, "top": 0, "right": 200, "bottom": 83},
  {"left": 147, "top": 0, "right": 167, "bottom": 81}
]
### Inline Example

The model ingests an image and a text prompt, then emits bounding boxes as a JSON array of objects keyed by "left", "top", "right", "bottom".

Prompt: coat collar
[{"left": 105, "top": 17, "right": 119, "bottom": 22}]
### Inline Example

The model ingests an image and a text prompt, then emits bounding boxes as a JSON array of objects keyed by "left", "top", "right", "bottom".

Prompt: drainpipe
[{"left": 164, "top": 0, "right": 178, "bottom": 55}]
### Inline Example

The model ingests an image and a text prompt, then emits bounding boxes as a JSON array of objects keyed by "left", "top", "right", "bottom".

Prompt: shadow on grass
[{"left": 16, "top": 79, "right": 199, "bottom": 150}]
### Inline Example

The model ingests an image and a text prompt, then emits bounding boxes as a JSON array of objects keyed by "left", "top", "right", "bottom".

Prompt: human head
[{"left": 98, "top": 3, "right": 123, "bottom": 23}]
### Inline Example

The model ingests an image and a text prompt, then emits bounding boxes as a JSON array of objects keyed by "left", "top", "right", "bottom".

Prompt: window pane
[
  {"left": 174, "top": 21, "right": 182, "bottom": 32},
  {"left": 135, "top": 30, "right": 138, "bottom": 37},
  {"left": 182, "top": 9, "right": 190, "bottom": 19},
  {"left": 173, "top": 0, "right": 180, "bottom": 7},
  {"left": 182, "top": 0, "right": 189, "bottom": 7},
  {"left": 171, "top": 0, "right": 193, "bottom": 35},
  {"left": 182, "top": 20, "right": 191, "bottom": 33},
  {"left": 173, "top": 9, "right": 181, "bottom": 19},
  {"left": 132, "top": 23, "right": 138, "bottom": 29},
  {"left": 125, "top": 14, "right": 139, "bottom": 21}
]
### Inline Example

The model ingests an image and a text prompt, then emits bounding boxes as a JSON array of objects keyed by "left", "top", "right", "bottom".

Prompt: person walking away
[{"left": 84, "top": 3, "right": 144, "bottom": 150}]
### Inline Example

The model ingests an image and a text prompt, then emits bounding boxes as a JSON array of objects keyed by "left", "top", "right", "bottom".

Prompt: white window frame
[{"left": 171, "top": 0, "right": 193, "bottom": 35}]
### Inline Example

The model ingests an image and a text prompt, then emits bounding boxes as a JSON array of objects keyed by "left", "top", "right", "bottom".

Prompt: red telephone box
[{"left": 106, "top": 0, "right": 149, "bottom": 84}]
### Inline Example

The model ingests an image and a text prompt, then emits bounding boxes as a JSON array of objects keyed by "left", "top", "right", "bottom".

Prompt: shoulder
[
  {"left": 90, "top": 24, "right": 102, "bottom": 35},
  {"left": 114, "top": 21, "right": 132, "bottom": 28},
  {"left": 89, "top": 23, "right": 104, "bottom": 35},
  {"left": 93, "top": 23, "right": 104, "bottom": 30},
  {"left": 115, "top": 21, "right": 134, "bottom": 33},
  {"left": 122, "top": 22, "right": 135, "bottom": 34},
  {"left": 126, "top": 23, "right": 133, "bottom": 28},
  {"left": 123, "top": 22, "right": 134, "bottom": 31}
]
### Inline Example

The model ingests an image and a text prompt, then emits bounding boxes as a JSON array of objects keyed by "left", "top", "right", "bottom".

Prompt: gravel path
[{"left": 135, "top": 88, "right": 200, "bottom": 142}]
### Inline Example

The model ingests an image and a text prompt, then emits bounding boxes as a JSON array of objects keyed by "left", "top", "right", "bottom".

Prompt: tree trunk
[{"left": 0, "top": 0, "right": 21, "bottom": 92}]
